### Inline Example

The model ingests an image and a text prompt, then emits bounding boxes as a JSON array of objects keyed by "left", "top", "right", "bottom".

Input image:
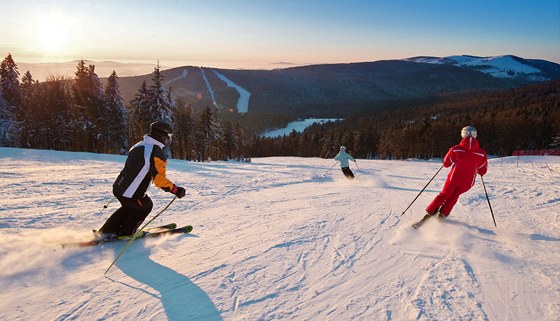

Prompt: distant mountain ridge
[
  {"left": 113, "top": 55, "right": 559, "bottom": 118},
  {"left": 18, "top": 55, "right": 558, "bottom": 119},
  {"left": 16, "top": 60, "right": 160, "bottom": 81}
]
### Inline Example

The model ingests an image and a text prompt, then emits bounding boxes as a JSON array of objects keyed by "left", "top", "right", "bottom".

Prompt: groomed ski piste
[{"left": 1, "top": 147, "right": 558, "bottom": 321}]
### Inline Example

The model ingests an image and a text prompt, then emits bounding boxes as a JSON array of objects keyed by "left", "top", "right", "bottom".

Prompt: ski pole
[
  {"left": 354, "top": 160, "right": 363, "bottom": 174},
  {"left": 104, "top": 196, "right": 178, "bottom": 275},
  {"left": 480, "top": 176, "right": 497, "bottom": 227},
  {"left": 103, "top": 196, "right": 116, "bottom": 209},
  {"left": 401, "top": 165, "right": 444, "bottom": 216},
  {"left": 325, "top": 161, "right": 339, "bottom": 173}
]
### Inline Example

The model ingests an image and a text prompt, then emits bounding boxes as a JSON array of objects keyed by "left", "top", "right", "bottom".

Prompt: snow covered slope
[
  {"left": 1, "top": 148, "right": 559, "bottom": 320},
  {"left": 407, "top": 55, "right": 558, "bottom": 81}
]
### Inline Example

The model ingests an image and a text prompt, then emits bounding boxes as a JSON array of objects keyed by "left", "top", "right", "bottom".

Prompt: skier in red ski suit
[{"left": 425, "top": 126, "right": 488, "bottom": 217}]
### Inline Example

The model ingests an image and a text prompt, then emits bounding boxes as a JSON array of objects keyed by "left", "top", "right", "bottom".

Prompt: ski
[
  {"left": 144, "top": 223, "right": 178, "bottom": 233},
  {"left": 90, "top": 222, "right": 177, "bottom": 237},
  {"left": 62, "top": 224, "right": 191, "bottom": 248},
  {"left": 142, "top": 225, "right": 193, "bottom": 239},
  {"left": 411, "top": 214, "right": 434, "bottom": 229}
]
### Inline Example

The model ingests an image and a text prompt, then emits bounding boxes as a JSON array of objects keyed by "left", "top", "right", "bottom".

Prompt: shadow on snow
[{"left": 111, "top": 238, "right": 223, "bottom": 321}]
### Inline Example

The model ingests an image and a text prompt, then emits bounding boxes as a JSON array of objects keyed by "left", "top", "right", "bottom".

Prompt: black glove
[{"left": 171, "top": 185, "right": 186, "bottom": 198}]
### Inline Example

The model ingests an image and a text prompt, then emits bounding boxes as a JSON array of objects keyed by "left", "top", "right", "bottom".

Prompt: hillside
[
  {"left": 114, "top": 55, "right": 560, "bottom": 118},
  {"left": 251, "top": 80, "right": 560, "bottom": 159},
  {"left": 1, "top": 148, "right": 559, "bottom": 320}
]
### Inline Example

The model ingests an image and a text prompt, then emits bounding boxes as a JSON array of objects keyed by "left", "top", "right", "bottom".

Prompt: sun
[{"left": 35, "top": 11, "right": 72, "bottom": 55}]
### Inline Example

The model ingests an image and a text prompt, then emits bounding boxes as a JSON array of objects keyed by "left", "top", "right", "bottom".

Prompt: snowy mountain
[
  {"left": 16, "top": 55, "right": 559, "bottom": 126},
  {"left": 1, "top": 147, "right": 559, "bottom": 320},
  {"left": 406, "top": 55, "right": 560, "bottom": 81},
  {"left": 113, "top": 56, "right": 559, "bottom": 122}
]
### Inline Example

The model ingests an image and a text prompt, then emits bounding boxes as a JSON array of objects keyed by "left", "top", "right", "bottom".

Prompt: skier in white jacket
[{"left": 334, "top": 146, "right": 356, "bottom": 179}]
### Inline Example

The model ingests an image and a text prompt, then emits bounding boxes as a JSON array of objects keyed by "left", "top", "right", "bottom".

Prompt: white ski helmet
[
  {"left": 461, "top": 126, "right": 477, "bottom": 139},
  {"left": 340, "top": 146, "right": 346, "bottom": 151}
]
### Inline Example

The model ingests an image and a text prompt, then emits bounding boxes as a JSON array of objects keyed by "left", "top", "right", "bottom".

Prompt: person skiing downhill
[
  {"left": 424, "top": 126, "right": 488, "bottom": 220},
  {"left": 334, "top": 146, "right": 356, "bottom": 179},
  {"left": 98, "top": 121, "right": 186, "bottom": 238}
]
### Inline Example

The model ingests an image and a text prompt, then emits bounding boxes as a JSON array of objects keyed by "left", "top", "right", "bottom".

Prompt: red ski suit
[{"left": 426, "top": 137, "right": 488, "bottom": 216}]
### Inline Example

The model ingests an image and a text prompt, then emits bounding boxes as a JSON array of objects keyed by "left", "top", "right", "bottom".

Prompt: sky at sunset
[{"left": 1, "top": 0, "right": 559, "bottom": 70}]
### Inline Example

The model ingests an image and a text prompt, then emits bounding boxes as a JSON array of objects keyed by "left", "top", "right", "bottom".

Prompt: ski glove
[{"left": 171, "top": 185, "right": 186, "bottom": 198}]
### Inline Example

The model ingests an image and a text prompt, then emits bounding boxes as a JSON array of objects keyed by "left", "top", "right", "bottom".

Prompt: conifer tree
[
  {"left": 0, "top": 53, "right": 22, "bottom": 108},
  {"left": 73, "top": 60, "right": 107, "bottom": 152},
  {"left": 320, "top": 133, "right": 336, "bottom": 158},
  {"left": 195, "top": 105, "right": 223, "bottom": 161},
  {"left": 128, "top": 64, "right": 175, "bottom": 155},
  {"left": 234, "top": 122, "right": 244, "bottom": 160},
  {"left": 0, "top": 53, "right": 22, "bottom": 144},
  {"left": 0, "top": 91, "right": 14, "bottom": 146},
  {"left": 129, "top": 80, "right": 151, "bottom": 141},
  {"left": 222, "top": 120, "right": 240, "bottom": 160},
  {"left": 147, "top": 63, "right": 173, "bottom": 124},
  {"left": 19, "top": 71, "right": 38, "bottom": 147},
  {"left": 104, "top": 71, "right": 128, "bottom": 153},
  {"left": 550, "top": 133, "right": 560, "bottom": 149},
  {"left": 42, "top": 76, "right": 74, "bottom": 150},
  {"left": 172, "top": 100, "right": 195, "bottom": 160}
]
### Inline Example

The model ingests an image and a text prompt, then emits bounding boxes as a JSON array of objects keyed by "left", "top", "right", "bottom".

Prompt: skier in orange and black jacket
[{"left": 98, "top": 121, "right": 186, "bottom": 237}]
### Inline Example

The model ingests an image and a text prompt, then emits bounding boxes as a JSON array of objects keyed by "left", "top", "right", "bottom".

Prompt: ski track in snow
[
  {"left": 163, "top": 68, "right": 189, "bottom": 87},
  {"left": 0, "top": 148, "right": 559, "bottom": 321}
]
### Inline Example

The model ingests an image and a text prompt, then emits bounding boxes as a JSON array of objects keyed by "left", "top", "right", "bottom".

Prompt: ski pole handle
[{"left": 103, "top": 196, "right": 116, "bottom": 209}]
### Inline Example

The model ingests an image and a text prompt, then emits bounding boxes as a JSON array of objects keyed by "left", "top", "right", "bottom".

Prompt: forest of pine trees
[
  {"left": 1, "top": 53, "right": 558, "bottom": 161},
  {"left": 246, "top": 80, "right": 560, "bottom": 159},
  {"left": 0, "top": 54, "right": 244, "bottom": 161}
]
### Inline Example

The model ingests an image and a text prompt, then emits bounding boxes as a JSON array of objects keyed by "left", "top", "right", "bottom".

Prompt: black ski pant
[
  {"left": 341, "top": 167, "right": 355, "bottom": 179},
  {"left": 99, "top": 194, "right": 153, "bottom": 236}
]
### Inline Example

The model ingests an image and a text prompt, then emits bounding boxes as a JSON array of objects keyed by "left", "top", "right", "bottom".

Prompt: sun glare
[{"left": 35, "top": 11, "right": 72, "bottom": 55}]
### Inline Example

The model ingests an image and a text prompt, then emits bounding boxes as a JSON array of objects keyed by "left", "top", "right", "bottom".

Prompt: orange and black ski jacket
[{"left": 113, "top": 135, "right": 175, "bottom": 199}]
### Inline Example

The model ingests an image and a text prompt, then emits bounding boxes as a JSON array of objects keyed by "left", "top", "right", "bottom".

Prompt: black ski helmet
[{"left": 149, "top": 121, "right": 173, "bottom": 138}]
